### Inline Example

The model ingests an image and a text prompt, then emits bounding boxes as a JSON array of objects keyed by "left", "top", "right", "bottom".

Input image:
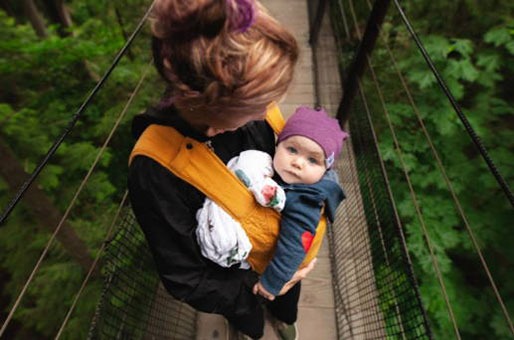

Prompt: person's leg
[
  {"left": 225, "top": 303, "right": 265, "bottom": 339},
  {"left": 267, "top": 282, "right": 301, "bottom": 324}
]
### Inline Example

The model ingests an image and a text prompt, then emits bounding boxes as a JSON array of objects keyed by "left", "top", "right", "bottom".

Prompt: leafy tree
[
  {"left": 340, "top": 1, "right": 514, "bottom": 338},
  {"left": 0, "top": 0, "right": 159, "bottom": 337}
]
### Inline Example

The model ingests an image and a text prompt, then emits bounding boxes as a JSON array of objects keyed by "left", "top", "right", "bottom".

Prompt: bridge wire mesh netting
[
  {"left": 310, "top": 0, "right": 432, "bottom": 338},
  {"left": 313, "top": 0, "right": 514, "bottom": 338},
  {"left": 88, "top": 208, "right": 196, "bottom": 339}
]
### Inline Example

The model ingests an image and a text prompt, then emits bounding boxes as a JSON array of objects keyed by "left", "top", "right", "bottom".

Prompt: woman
[{"left": 128, "top": 1, "right": 313, "bottom": 338}]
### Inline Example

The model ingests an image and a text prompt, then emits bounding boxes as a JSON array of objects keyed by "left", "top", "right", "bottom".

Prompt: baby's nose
[{"left": 292, "top": 157, "right": 304, "bottom": 168}]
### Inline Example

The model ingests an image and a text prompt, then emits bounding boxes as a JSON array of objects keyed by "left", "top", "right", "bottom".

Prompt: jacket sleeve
[
  {"left": 259, "top": 188, "right": 324, "bottom": 296},
  {"left": 128, "top": 156, "right": 259, "bottom": 316}
]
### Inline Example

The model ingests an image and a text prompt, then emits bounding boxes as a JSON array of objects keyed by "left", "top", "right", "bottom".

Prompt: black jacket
[{"left": 128, "top": 106, "right": 275, "bottom": 317}]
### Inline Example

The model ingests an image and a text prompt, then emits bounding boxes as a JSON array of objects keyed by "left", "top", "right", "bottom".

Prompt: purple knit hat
[{"left": 277, "top": 106, "right": 349, "bottom": 168}]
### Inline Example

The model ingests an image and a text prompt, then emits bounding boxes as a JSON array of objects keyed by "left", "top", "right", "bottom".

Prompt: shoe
[{"left": 272, "top": 320, "right": 298, "bottom": 340}]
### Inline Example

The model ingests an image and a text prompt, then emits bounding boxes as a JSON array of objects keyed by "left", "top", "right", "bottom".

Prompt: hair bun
[{"left": 152, "top": 0, "right": 227, "bottom": 40}]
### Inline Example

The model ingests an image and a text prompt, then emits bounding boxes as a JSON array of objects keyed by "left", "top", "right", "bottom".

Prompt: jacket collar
[{"left": 132, "top": 105, "right": 209, "bottom": 142}]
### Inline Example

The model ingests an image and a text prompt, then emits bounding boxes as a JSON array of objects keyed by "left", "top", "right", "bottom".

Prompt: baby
[{"left": 196, "top": 106, "right": 348, "bottom": 298}]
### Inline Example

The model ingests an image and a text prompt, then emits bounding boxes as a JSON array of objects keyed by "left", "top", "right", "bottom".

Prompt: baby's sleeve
[
  {"left": 229, "top": 150, "right": 286, "bottom": 212},
  {"left": 249, "top": 177, "right": 286, "bottom": 212}
]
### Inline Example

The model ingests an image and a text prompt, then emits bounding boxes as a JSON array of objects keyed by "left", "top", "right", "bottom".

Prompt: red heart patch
[{"left": 301, "top": 231, "right": 314, "bottom": 253}]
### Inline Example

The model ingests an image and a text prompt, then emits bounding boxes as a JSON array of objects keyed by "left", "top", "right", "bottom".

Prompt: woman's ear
[{"left": 205, "top": 127, "right": 225, "bottom": 137}]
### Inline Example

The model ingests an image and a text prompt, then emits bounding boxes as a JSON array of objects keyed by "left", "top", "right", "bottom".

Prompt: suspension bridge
[{"left": 1, "top": 0, "right": 512, "bottom": 339}]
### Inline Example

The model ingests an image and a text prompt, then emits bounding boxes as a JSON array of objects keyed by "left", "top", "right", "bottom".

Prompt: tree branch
[{"left": 0, "top": 136, "right": 96, "bottom": 273}]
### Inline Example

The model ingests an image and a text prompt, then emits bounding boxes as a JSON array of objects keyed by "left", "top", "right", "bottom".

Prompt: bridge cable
[
  {"left": 0, "top": 0, "right": 155, "bottom": 226},
  {"left": 333, "top": 0, "right": 431, "bottom": 335},
  {"left": 55, "top": 190, "right": 129, "bottom": 339},
  {"left": 366, "top": 55, "right": 462, "bottom": 339},
  {"left": 330, "top": 1, "right": 431, "bottom": 336},
  {"left": 54, "top": 60, "right": 152, "bottom": 338},
  {"left": 0, "top": 58, "right": 152, "bottom": 337},
  {"left": 369, "top": 7, "right": 514, "bottom": 334},
  {"left": 345, "top": 1, "right": 411, "bottom": 336},
  {"left": 392, "top": 0, "right": 514, "bottom": 208},
  {"left": 346, "top": 0, "right": 461, "bottom": 337},
  {"left": 326, "top": 3, "right": 373, "bottom": 336}
]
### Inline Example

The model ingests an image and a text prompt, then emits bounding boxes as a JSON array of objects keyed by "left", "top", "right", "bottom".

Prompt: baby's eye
[
  {"left": 308, "top": 157, "right": 320, "bottom": 165},
  {"left": 286, "top": 146, "right": 297, "bottom": 154}
]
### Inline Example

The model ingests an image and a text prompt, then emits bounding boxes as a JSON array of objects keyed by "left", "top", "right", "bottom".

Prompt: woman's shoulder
[
  {"left": 128, "top": 155, "right": 180, "bottom": 191},
  {"left": 128, "top": 155, "right": 203, "bottom": 210}
]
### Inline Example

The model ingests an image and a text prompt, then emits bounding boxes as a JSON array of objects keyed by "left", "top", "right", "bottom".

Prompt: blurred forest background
[
  {"left": 0, "top": 0, "right": 159, "bottom": 338},
  {"left": 334, "top": 0, "right": 514, "bottom": 338},
  {"left": 0, "top": 0, "right": 512, "bottom": 339}
]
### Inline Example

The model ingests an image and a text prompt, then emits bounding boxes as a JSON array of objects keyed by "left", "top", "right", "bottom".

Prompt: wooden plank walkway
[
  {"left": 314, "top": 8, "right": 386, "bottom": 338},
  {"left": 196, "top": 1, "right": 339, "bottom": 339},
  {"left": 255, "top": 1, "right": 339, "bottom": 338},
  {"left": 141, "top": 1, "right": 389, "bottom": 338}
]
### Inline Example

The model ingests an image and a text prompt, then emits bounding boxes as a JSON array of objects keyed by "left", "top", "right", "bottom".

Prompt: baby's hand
[
  {"left": 252, "top": 281, "right": 276, "bottom": 301},
  {"left": 251, "top": 177, "right": 286, "bottom": 211}
]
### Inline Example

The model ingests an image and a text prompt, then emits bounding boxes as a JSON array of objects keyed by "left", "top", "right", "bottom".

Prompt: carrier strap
[{"left": 129, "top": 103, "right": 325, "bottom": 273}]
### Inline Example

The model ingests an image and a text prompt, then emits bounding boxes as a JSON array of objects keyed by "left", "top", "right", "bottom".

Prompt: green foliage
[
  {"left": 1, "top": 0, "right": 511, "bottom": 338},
  {"left": 338, "top": 1, "right": 514, "bottom": 339},
  {"left": 396, "top": 13, "right": 510, "bottom": 340},
  {"left": 0, "top": 0, "right": 158, "bottom": 337}
]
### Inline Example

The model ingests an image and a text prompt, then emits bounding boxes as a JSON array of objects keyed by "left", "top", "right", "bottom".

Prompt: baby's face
[{"left": 273, "top": 136, "right": 327, "bottom": 185}]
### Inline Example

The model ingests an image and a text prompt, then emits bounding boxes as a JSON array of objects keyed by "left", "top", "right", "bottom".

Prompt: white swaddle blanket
[{"left": 195, "top": 150, "right": 286, "bottom": 268}]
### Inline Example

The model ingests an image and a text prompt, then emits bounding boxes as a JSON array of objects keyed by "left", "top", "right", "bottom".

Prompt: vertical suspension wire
[
  {"left": 364, "top": 54, "right": 462, "bottom": 339},
  {"left": 337, "top": 0, "right": 391, "bottom": 125},
  {"left": 343, "top": 0, "right": 432, "bottom": 337},
  {"left": 392, "top": 0, "right": 514, "bottom": 208},
  {"left": 309, "top": 0, "right": 329, "bottom": 108},
  {"left": 344, "top": 1, "right": 408, "bottom": 337},
  {"left": 0, "top": 0, "right": 156, "bottom": 226},
  {"left": 345, "top": 0, "right": 462, "bottom": 331},
  {"left": 346, "top": 1, "right": 461, "bottom": 334},
  {"left": 55, "top": 191, "right": 129, "bottom": 339},
  {"left": 326, "top": 0, "right": 432, "bottom": 337},
  {"left": 0, "top": 59, "right": 153, "bottom": 338},
  {"left": 371, "top": 12, "right": 514, "bottom": 335},
  {"left": 354, "top": 87, "right": 405, "bottom": 337}
]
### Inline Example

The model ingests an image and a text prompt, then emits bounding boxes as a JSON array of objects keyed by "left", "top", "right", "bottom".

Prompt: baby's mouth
[{"left": 284, "top": 170, "right": 300, "bottom": 179}]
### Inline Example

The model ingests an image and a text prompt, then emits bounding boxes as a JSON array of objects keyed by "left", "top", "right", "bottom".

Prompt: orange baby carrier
[{"left": 129, "top": 104, "right": 327, "bottom": 274}]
